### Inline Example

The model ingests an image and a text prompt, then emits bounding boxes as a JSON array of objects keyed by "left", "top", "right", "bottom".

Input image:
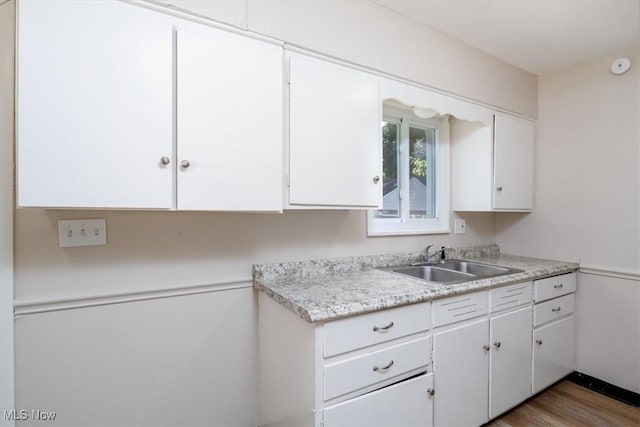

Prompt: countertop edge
[
  {"left": 253, "top": 254, "right": 580, "bottom": 323},
  {"left": 254, "top": 261, "right": 579, "bottom": 323}
]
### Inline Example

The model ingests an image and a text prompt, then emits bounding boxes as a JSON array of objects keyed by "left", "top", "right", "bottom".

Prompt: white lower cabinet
[
  {"left": 532, "top": 315, "right": 575, "bottom": 394},
  {"left": 433, "top": 289, "right": 536, "bottom": 426},
  {"left": 259, "top": 276, "right": 576, "bottom": 427},
  {"left": 532, "top": 272, "right": 576, "bottom": 394},
  {"left": 323, "top": 373, "right": 433, "bottom": 427},
  {"left": 489, "top": 305, "right": 533, "bottom": 418},
  {"left": 258, "top": 295, "right": 432, "bottom": 427},
  {"left": 433, "top": 318, "right": 490, "bottom": 427}
]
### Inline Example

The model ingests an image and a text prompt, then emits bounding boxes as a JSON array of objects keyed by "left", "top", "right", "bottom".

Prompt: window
[{"left": 367, "top": 105, "right": 450, "bottom": 235}]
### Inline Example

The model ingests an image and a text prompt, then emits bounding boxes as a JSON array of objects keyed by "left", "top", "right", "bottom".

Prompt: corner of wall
[{"left": 0, "top": 1, "right": 16, "bottom": 425}]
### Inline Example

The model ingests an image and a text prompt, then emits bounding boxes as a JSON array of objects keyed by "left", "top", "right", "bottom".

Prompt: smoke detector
[{"left": 610, "top": 58, "right": 631, "bottom": 75}]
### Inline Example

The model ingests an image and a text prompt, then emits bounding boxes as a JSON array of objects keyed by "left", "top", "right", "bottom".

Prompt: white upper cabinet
[
  {"left": 17, "top": 1, "right": 283, "bottom": 211},
  {"left": 176, "top": 26, "right": 283, "bottom": 211},
  {"left": 493, "top": 114, "right": 535, "bottom": 210},
  {"left": 452, "top": 114, "right": 535, "bottom": 212},
  {"left": 17, "top": 0, "right": 174, "bottom": 209},
  {"left": 287, "top": 52, "right": 382, "bottom": 208}
]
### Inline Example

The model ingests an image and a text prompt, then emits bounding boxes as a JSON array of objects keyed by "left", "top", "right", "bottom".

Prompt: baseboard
[{"left": 569, "top": 371, "right": 640, "bottom": 407}]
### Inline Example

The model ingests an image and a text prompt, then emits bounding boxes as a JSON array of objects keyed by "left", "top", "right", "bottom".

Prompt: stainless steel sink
[
  {"left": 439, "top": 260, "right": 512, "bottom": 276},
  {"left": 379, "top": 259, "right": 524, "bottom": 284},
  {"left": 391, "top": 266, "right": 475, "bottom": 284}
]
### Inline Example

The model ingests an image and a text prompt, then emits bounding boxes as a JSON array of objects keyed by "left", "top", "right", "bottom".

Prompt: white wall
[
  {"left": 15, "top": 210, "right": 497, "bottom": 302},
  {"left": 0, "top": 1, "right": 15, "bottom": 426},
  {"left": 162, "top": 0, "right": 538, "bottom": 119},
  {"left": 496, "top": 46, "right": 640, "bottom": 393},
  {"left": 15, "top": 287, "right": 258, "bottom": 427},
  {"left": 10, "top": 2, "right": 533, "bottom": 425},
  {"left": 575, "top": 273, "right": 639, "bottom": 394}
]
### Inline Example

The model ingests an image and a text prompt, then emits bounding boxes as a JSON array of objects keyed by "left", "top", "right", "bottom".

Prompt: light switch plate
[
  {"left": 454, "top": 219, "right": 466, "bottom": 234},
  {"left": 58, "top": 219, "right": 107, "bottom": 248}
]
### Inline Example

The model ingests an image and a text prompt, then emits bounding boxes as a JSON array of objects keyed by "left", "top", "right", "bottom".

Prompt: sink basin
[
  {"left": 439, "top": 260, "right": 511, "bottom": 277},
  {"left": 390, "top": 266, "right": 475, "bottom": 284},
  {"left": 380, "top": 259, "right": 524, "bottom": 284}
]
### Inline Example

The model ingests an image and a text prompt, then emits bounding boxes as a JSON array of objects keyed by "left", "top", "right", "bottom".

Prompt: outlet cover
[
  {"left": 58, "top": 219, "right": 107, "bottom": 248},
  {"left": 454, "top": 219, "right": 466, "bottom": 234}
]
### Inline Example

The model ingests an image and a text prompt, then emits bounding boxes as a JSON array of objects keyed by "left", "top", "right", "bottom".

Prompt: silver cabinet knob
[
  {"left": 373, "top": 175, "right": 380, "bottom": 183},
  {"left": 180, "top": 160, "right": 191, "bottom": 169},
  {"left": 160, "top": 156, "right": 170, "bottom": 165},
  {"left": 536, "top": 339, "right": 543, "bottom": 345},
  {"left": 494, "top": 341, "right": 502, "bottom": 348},
  {"left": 496, "top": 186, "right": 503, "bottom": 191},
  {"left": 427, "top": 388, "right": 435, "bottom": 397}
]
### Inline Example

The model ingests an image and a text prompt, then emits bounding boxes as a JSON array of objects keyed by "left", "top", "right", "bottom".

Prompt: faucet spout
[{"left": 422, "top": 245, "right": 449, "bottom": 263}]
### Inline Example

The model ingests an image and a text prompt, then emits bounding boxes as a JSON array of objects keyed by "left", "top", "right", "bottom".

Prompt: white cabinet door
[
  {"left": 533, "top": 315, "right": 575, "bottom": 394},
  {"left": 324, "top": 373, "right": 433, "bottom": 427},
  {"left": 489, "top": 306, "right": 533, "bottom": 418},
  {"left": 17, "top": 0, "right": 173, "bottom": 208},
  {"left": 493, "top": 114, "right": 535, "bottom": 210},
  {"left": 288, "top": 53, "right": 381, "bottom": 208},
  {"left": 176, "top": 27, "right": 283, "bottom": 211},
  {"left": 433, "top": 319, "right": 489, "bottom": 427}
]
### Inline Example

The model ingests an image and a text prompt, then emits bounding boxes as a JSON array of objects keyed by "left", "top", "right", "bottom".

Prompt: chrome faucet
[{"left": 423, "top": 245, "right": 449, "bottom": 263}]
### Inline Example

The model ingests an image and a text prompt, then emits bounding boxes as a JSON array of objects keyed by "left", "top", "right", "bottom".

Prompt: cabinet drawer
[
  {"left": 324, "top": 336, "right": 431, "bottom": 401},
  {"left": 534, "top": 294, "right": 574, "bottom": 327},
  {"left": 490, "top": 282, "right": 532, "bottom": 312},
  {"left": 324, "top": 302, "right": 430, "bottom": 357},
  {"left": 534, "top": 273, "right": 576, "bottom": 302},
  {"left": 324, "top": 373, "right": 433, "bottom": 427},
  {"left": 433, "top": 291, "right": 488, "bottom": 327}
]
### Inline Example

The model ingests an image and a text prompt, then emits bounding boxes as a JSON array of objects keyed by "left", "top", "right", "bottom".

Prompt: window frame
[{"left": 367, "top": 106, "right": 450, "bottom": 236}]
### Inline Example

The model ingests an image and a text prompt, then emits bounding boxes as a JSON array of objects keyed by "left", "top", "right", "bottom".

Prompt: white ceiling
[{"left": 374, "top": 0, "right": 640, "bottom": 75}]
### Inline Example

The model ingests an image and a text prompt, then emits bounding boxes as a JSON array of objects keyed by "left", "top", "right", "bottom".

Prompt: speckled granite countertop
[{"left": 253, "top": 245, "right": 579, "bottom": 323}]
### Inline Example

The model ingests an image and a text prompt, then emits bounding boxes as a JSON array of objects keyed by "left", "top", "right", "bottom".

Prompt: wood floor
[{"left": 486, "top": 381, "right": 640, "bottom": 427}]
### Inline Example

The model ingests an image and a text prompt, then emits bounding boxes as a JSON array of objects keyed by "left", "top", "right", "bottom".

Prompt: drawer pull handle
[
  {"left": 536, "top": 339, "right": 543, "bottom": 346},
  {"left": 372, "top": 321, "right": 394, "bottom": 332},
  {"left": 552, "top": 307, "right": 562, "bottom": 312},
  {"left": 554, "top": 284, "right": 563, "bottom": 289},
  {"left": 373, "top": 360, "right": 394, "bottom": 372},
  {"left": 494, "top": 341, "right": 502, "bottom": 348},
  {"left": 427, "top": 388, "right": 435, "bottom": 397}
]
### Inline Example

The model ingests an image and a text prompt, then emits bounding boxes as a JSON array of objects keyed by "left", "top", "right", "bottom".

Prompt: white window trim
[{"left": 367, "top": 108, "right": 450, "bottom": 236}]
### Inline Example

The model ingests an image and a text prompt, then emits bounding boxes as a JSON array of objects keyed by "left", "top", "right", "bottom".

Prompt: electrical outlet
[
  {"left": 454, "top": 219, "right": 466, "bottom": 234},
  {"left": 58, "top": 219, "right": 107, "bottom": 248}
]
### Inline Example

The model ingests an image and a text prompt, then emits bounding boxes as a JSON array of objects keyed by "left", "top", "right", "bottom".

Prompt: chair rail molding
[{"left": 579, "top": 265, "right": 640, "bottom": 282}]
